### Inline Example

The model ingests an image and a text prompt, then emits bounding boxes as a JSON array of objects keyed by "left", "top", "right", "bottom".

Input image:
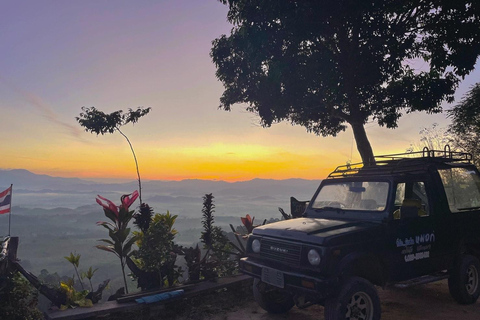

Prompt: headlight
[
  {"left": 251, "top": 239, "right": 261, "bottom": 253},
  {"left": 308, "top": 249, "right": 321, "bottom": 266}
]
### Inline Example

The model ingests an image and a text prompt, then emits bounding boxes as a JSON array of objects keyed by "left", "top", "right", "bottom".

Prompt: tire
[
  {"left": 252, "top": 278, "right": 295, "bottom": 314},
  {"left": 324, "top": 277, "right": 381, "bottom": 320},
  {"left": 448, "top": 254, "right": 480, "bottom": 305}
]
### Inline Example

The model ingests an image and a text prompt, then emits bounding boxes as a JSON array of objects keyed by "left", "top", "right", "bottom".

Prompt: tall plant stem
[
  {"left": 117, "top": 128, "right": 142, "bottom": 204},
  {"left": 74, "top": 266, "right": 85, "bottom": 290},
  {"left": 121, "top": 260, "right": 129, "bottom": 294}
]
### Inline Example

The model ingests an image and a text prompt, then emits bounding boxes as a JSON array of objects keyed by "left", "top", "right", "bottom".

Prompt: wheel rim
[
  {"left": 465, "top": 264, "right": 479, "bottom": 295},
  {"left": 345, "top": 291, "right": 373, "bottom": 320}
]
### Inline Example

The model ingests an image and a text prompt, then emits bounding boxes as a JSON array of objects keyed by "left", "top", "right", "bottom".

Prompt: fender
[
  {"left": 336, "top": 251, "right": 386, "bottom": 286},
  {"left": 457, "top": 235, "right": 480, "bottom": 260}
]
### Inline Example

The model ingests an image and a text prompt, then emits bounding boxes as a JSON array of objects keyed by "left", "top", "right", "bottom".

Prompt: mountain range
[{"left": 0, "top": 169, "right": 322, "bottom": 213}]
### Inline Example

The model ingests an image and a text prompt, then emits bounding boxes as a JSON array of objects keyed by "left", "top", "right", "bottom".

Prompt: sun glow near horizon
[
  {"left": 1, "top": 141, "right": 335, "bottom": 182},
  {"left": 108, "top": 142, "right": 334, "bottom": 182}
]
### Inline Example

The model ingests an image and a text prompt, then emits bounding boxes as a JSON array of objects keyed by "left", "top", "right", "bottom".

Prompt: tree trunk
[{"left": 350, "top": 121, "right": 375, "bottom": 166}]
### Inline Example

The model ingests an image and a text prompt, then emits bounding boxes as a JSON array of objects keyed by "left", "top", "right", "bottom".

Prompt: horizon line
[{"left": 0, "top": 168, "right": 325, "bottom": 184}]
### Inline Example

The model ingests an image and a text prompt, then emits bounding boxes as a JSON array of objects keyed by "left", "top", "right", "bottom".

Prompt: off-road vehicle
[{"left": 240, "top": 147, "right": 480, "bottom": 320}]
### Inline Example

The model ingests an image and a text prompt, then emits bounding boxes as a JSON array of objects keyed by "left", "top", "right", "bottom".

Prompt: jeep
[{"left": 240, "top": 147, "right": 480, "bottom": 320}]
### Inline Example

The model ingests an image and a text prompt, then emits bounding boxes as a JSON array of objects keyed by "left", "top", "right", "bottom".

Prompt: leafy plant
[
  {"left": 240, "top": 214, "right": 255, "bottom": 233},
  {"left": 0, "top": 272, "right": 43, "bottom": 320},
  {"left": 64, "top": 252, "right": 85, "bottom": 290},
  {"left": 96, "top": 191, "right": 139, "bottom": 294},
  {"left": 76, "top": 107, "right": 151, "bottom": 204},
  {"left": 209, "top": 226, "right": 237, "bottom": 277},
  {"left": 229, "top": 214, "right": 266, "bottom": 256},
  {"left": 59, "top": 279, "right": 93, "bottom": 310},
  {"left": 81, "top": 267, "right": 98, "bottom": 292},
  {"left": 134, "top": 212, "right": 182, "bottom": 288},
  {"left": 199, "top": 194, "right": 237, "bottom": 278},
  {"left": 200, "top": 193, "right": 215, "bottom": 248},
  {"left": 183, "top": 245, "right": 217, "bottom": 282}
]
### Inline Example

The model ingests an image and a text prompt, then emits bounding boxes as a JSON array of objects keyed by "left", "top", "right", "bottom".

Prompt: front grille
[{"left": 260, "top": 238, "right": 302, "bottom": 265}]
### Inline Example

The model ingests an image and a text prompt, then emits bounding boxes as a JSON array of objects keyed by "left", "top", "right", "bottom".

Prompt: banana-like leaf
[
  {"left": 97, "top": 221, "right": 116, "bottom": 232},
  {"left": 95, "top": 245, "right": 120, "bottom": 258},
  {"left": 103, "top": 207, "right": 119, "bottom": 225},
  {"left": 98, "top": 238, "right": 115, "bottom": 246},
  {"left": 122, "top": 235, "right": 139, "bottom": 256}
]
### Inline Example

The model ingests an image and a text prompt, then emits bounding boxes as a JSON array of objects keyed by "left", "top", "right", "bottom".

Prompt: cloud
[
  {"left": 24, "top": 92, "right": 83, "bottom": 138},
  {"left": 0, "top": 76, "right": 83, "bottom": 139}
]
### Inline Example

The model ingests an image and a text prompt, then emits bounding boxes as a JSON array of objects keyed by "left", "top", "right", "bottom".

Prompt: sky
[{"left": 1, "top": 1, "right": 479, "bottom": 182}]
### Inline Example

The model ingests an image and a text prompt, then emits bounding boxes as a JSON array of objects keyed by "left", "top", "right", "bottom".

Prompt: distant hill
[
  {"left": 0, "top": 169, "right": 322, "bottom": 211},
  {"left": 0, "top": 169, "right": 89, "bottom": 188}
]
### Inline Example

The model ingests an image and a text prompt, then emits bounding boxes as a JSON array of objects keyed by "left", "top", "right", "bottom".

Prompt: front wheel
[
  {"left": 448, "top": 254, "right": 480, "bottom": 304},
  {"left": 324, "top": 277, "right": 381, "bottom": 320},
  {"left": 252, "top": 278, "right": 295, "bottom": 314}
]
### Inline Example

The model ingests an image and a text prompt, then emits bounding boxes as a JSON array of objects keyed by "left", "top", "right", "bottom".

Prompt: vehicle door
[
  {"left": 387, "top": 179, "right": 439, "bottom": 282},
  {"left": 436, "top": 166, "right": 480, "bottom": 267}
]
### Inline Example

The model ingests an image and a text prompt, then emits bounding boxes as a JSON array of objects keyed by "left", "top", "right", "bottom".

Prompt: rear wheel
[
  {"left": 252, "top": 278, "right": 295, "bottom": 314},
  {"left": 324, "top": 277, "right": 381, "bottom": 320},
  {"left": 448, "top": 254, "right": 480, "bottom": 304}
]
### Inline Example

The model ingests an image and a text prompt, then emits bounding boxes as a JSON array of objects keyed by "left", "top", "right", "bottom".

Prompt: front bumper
[{"left": 240, "top": 257, "right": 339, "bottom": 299}]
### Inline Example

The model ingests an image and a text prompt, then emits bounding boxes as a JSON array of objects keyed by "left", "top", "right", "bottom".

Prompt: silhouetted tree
[
  {"left": 448, "top": 83, "right": 480, "bottom": 167},
  {"left": 76, "top": 106, "right": 151, "bottom": 203},
  {"left": 211, "top": 0, "right": 480, "bottom": 164},
  {"left": 406, "top": 123, "right": 452, "bottom": 153}
]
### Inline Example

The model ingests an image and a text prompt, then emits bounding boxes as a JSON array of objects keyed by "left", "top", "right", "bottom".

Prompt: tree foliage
[
  {"left": 76, "top": 107, "right": 151, "bottom": 203},
  {"left": 448, "top": 83, "right": 480, "bottom": 167},
  {"left": 406, "top": 123, "right": 452, "bottom": 153},
  {"left": 0, "top": 272, "right": 43, "bottom": 320},
  {"left": 76, "top": 106, "right": 151, "bottom": 135},
  {"left": 211, "top": 0, "right": 480, "bottom": 164}
]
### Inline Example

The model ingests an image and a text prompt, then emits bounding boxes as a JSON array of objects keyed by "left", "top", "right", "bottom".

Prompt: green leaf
[
  {"left": 95, "top": 245, "right": 119, "bottom": 258},
  {"left": 122, "top": 235, "right": 138, "bottom": 256},
  {"left": 98, "top": 239, "right": 115, "bottom": 246},
  {"left": 103, "top": 208, "right": 118, "bottom": 225}
]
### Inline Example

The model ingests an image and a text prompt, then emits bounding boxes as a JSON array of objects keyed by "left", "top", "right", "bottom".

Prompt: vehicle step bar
[{"left": 393, "top": 271, "right": 449, "bottom": 288}]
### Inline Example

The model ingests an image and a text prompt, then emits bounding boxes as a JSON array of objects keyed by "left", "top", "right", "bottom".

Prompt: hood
[{"left": 252, "top": 217, "right": 381, "bottom": 245}]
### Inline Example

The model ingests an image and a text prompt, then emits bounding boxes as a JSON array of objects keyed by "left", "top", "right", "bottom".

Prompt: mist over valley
[{"left": 0, "top": 169, "right": 321, "bottom": 294}]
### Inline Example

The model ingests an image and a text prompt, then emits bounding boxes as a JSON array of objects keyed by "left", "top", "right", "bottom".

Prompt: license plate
[{"left": 261, "top": 267, "right": 284, "bottom": 288}]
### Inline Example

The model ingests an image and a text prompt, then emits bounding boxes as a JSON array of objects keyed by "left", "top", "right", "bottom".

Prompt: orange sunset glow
[{"left": 1, "top": 1, "right": 479, "bottom": 182}]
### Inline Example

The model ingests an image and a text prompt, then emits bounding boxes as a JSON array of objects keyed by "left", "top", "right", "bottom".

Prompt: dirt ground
[{"left": 207, "top": 280, "right": 480, "bottom": 320}]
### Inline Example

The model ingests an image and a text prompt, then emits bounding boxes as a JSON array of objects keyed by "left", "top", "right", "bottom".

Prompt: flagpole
[{"left": 8, "top": 184, "right": 13, "bottom": 236}]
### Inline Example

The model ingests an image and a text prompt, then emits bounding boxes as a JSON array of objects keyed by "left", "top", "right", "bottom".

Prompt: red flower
[
  {"left": 120, "top": 190, "right": 139, "bottom": 210},
  {"left": 241, "top": 214, "right": 255, "bottom": 233},
  {"left": 96, "top": 195, "right": 118, "bottom": 216}
]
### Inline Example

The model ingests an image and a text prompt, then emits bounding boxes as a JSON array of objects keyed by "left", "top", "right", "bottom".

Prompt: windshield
[{"left": 311, "top": 181, "right": 389, "bottom": 212}]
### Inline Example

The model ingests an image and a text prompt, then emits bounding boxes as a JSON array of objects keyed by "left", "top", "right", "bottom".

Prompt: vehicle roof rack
[{"left": 327, "top": 146, "right": 473, "bottom": 179}]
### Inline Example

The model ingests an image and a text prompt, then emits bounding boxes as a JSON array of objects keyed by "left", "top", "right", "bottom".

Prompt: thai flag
[{"left": 0, "top": 186, "right": 12, "bottom": 214}]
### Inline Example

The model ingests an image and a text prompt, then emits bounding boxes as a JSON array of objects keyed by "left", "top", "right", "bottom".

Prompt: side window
[
  {"left": 394, "top": 181, "right": 429, "bottom": 218},
  {"left": 438, "top": 167, "right": 480, "bottom": 212},
  {"left": 395, "top": 183, "right": 406, "bottom": 206}
]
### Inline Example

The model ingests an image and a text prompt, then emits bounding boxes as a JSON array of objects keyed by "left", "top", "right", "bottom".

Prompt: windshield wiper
[{"left": 458, "top": 206, "right": 480, "bottom": 211}]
